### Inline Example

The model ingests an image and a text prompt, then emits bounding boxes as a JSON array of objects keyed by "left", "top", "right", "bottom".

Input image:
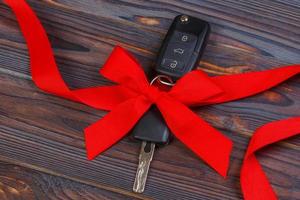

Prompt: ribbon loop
[
  {"left": 169, "top": 70, "right": 224, "bottom": 106},
  {"left": 100, "top": 46, "right": 149, "bottom": 93}
]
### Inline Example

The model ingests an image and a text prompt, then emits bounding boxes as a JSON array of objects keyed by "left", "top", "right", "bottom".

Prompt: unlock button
[{"left": 161, "top": 58, "right": 184, "bottom": 70}]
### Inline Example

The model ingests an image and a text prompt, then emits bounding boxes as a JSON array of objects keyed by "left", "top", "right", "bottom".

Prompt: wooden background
[{"left": 0, "top": 0, "right": 299, "bottom": 199}]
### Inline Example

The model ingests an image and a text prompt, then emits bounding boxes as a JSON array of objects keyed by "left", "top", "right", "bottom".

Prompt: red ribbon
[
  {"left": 4, "top": 0, "right": 300, "bottom": 199},
  {"left": 241, "top": 117, "right": 300, "bottom": 200}
]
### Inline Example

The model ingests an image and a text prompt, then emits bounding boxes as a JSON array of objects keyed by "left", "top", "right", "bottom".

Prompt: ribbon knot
[{"left": 143, "top": 85, "right": 164, "bottom": 104}]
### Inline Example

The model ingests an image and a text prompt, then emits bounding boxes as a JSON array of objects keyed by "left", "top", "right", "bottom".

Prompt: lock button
[
  {"left": 161, "top": 58, "right": 184, "bottom": 70},
  {"left": 172, "top": 31, "right": 197, "bottom": 44}
]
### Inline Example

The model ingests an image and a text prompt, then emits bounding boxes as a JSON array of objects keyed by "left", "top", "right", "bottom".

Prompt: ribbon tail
[
  {"left": 156, "top": 96, "right": 233, "bottom": 177},
  {"left": 241, "top": 117, "right": 300, "bottom": 200},
  {"left": 85, "top": 96, "right": 151, "bottom": 160},
  {"left": 241, "top": 155, "right": 277, "bottom": 200},
  {"left": 5, "top": 0, "right": 138, "bottom": 111},
  {"left": 5, "top": 0, "right": 77, "bottom": 100},
  {"left": 205, "top": 65, "right": 300, "bottom": 104}
]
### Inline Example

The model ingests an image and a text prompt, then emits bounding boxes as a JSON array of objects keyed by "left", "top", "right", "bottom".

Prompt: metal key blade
[{"left": 133, "top": 141, "right": 155, "bottom": 193}]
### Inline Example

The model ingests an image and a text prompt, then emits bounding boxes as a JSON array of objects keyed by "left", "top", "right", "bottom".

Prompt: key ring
[{"left": 150, "top": 75, "right": 175, "bottom": 86}]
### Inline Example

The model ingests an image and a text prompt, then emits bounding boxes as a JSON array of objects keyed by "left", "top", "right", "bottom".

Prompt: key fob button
[
  {"left": 165, "top": 42, "right": 191, "bottom": 58},
  {"left": 172, "top": 31, "right": 198, "bottom": 44},
  {"left": 161, "top": 58, "right": 184, "bottom": 70}
]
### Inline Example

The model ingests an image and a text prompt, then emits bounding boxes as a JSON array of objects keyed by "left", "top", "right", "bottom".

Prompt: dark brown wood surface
[
  {"left": 0, "top": 0, "right": 299, "bottom": 199},
  {"left": 0, "top": 161, "right": 136, "bottom": 200}
]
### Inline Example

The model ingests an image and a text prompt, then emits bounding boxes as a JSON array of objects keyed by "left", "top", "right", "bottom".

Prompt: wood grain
[
  {"left": 0, "top": 0, "right": 299, "bottom": 199},
  {"left": 0, "top": 160, "right": 137, "bottom": 200}
]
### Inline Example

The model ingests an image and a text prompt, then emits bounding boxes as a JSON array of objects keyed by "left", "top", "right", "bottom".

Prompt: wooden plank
[
  {"left": 0, "top": 160, "right": 138, "bottom": 200},
  {"left": 0, "top": 0, "right": 299, "bottom": 199}
]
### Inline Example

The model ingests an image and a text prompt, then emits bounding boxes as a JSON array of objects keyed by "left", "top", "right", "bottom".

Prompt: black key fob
[
  {"left": 155, "top": 15, "right": 210, "bottom": 80},
  {"left": 132, "top": 14, "right": 210, "bottom": 145}
]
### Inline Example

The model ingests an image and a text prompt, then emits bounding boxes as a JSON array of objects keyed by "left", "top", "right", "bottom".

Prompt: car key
[{"left": 132, "top": 14, "right": 210, "bottom": 193}]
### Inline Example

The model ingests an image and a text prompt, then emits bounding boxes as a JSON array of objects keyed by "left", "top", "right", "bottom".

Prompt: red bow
[
  {"left": 86, "top": 46, "right": 233, "bottom": 177},
  {"left": 4, "top": 0, "right": 300, "bottom": 199}
]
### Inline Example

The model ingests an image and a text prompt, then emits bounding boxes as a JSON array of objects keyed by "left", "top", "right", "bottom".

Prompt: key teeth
[
  {"left": 133, "top": 142, "right": 155, "bottom": 193},
  {"left": 133, "top": 186, "right": 144, "bottom": 193}
]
